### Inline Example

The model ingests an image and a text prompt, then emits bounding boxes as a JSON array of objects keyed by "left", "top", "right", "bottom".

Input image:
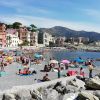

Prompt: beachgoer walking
[{"left": 0, "top": 62, "right": 5, "bottom": 71}]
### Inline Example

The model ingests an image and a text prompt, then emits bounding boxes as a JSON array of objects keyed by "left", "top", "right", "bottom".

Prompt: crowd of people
[
  {"left": 0, "top": 49, "right": 97, "bottom": 83},
  {"left": 41, "top": 57, "right": 96, "bottom": 80}
]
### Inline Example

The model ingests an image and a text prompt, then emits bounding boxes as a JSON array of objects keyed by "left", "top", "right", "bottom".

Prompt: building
[
  {"left": 27, "top": 31, "right": 31, "bottom": 46},
  {"left": 43, "top": 32, "right": 54, "bottom": 46},
  {"left": 0, "top": 23, "right": 6, "bottom": 47},
  {"left": 55, "top": 37, "right": 66, "bottom": 46},
  {"left": 70, "top": 37, "right": 89, "bottom": 45},
  {"left": 18, "top": 26, "right": 28, "bottom": 42},
  {"left": 38, "top": 32, "right": 54, "bottom": 47},
  {"left": 30, "top": 31, "right": 38, "bottom": 46},
  {"left": 6, "top": 29, "right": 20, "bottom": 47}
]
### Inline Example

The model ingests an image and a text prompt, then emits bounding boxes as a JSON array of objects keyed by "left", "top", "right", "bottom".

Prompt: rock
[
  {"left": 63, "top": 93, "right": 78, "bottom": 100},
  {"left": 85, "top": 76, "right": 100, "bottom": 90},
  {"left": 2, "top": 93, "right": 16, "bottom": 100},
  {"left": 95, "top": 73, "right": 100, "bottom": 78},
  {"left": 53, "top": 82, "right": 67, "bottom": 94},
  {"left": 76, "top": 91, "right": 99, "bottom": 100},
  {"left": 40, "top": 88, "right": 59, "bottom": 100},
  {"left": 14, "top": 88, "right": 32, "bottom": 100},
  {"left": 94, "top": 91, "right": 100, "bottom": 99},
  {"left": 30, "top": 89, "right": 43, "bottom": 100},
  {"left": 66, "top": 85, "right": 79, "bottom": 93},
  {"left": 0, "top": 92, "right": 3, "bottom": 99},
  {"left": 68, "top": 78, "right": 85, "bottom": 90},
  {"left": 46, "top": 89, "right": 59, "bottom": 100}
]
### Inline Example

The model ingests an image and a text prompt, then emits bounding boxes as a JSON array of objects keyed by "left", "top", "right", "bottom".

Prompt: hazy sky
[{"left": 0, "top": 0, "right": 100, "bottom": 32}]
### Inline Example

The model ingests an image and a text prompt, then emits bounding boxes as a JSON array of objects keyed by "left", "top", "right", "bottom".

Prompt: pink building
[{"left": 0, "top": 23, "right": 6, "bottom": 47}]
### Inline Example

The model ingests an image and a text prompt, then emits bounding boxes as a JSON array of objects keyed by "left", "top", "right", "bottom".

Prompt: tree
[
  {"left": 49, "top": 42, "right": 55, "bottom": 47},
  {"left": 30, "top": 24, "right": 37, "bottom": 32},
  {"left": 12, "top": 22, "right": 22, "bottom": 29},
  {"left": 6, "top": 24, "right": 13, "bottom": 29},
  {"left": 19, "top": 40, "right": 30, "bottom": 46},
  {"left": 27, "top": 27, "right": 31, "bottom": 31}
]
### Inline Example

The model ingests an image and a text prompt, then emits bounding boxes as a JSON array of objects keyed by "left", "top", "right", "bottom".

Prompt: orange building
[
  {"left": 0, "top": 23, "right": 6, "bottom": 47},
  {"left": 18, "top": 27, "right": 28, "bottom": 42}
]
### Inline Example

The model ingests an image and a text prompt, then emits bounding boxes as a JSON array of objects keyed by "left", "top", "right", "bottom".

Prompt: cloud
[
  {"left": 83, "top": 9, "right": 100, "bottom": 19},
  {"left": 0, "top": 0, "right": 22, "bottom": 7},
  {"left": 16, "top": 7, "right": 50, "bottom": 15},
  {"left": 0, "top": 14, "right": 100, "bottom": 33},
  {"left": 0, "top": 0, "right": 51, "bottom": 15}
]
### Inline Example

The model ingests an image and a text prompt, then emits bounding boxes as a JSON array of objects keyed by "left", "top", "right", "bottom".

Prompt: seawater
[{"left": 48, "top": 50, "right": 100, "bottom": 67}]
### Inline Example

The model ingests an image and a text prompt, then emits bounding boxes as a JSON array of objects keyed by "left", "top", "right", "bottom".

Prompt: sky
[{"left": 0, "top": 0, "right": 100, "bottom": 32}]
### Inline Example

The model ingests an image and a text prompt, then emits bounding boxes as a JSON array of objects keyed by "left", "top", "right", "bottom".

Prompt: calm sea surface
[{"left": 47, "top": 50, "right": 100, "bottom": 67}]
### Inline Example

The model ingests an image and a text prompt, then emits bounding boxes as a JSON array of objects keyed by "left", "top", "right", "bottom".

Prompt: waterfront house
[
  {"left": 29, "top": 31, "right": 38, "bottom": 47},
  {"left": 0, "top": 23, "right": 6, "bottom": 47},
  {"left": 43, "top": 32, "right": 54, "bottom": 46},
  {"left": 18, "top": 26, "right": 28, "bottom": 42},
  {"left": 6, "top": 29, "right": 21, "bottom": 47}
]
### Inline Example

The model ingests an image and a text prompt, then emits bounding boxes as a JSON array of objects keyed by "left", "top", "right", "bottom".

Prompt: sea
[{"left": 46, "top": 50, "right": 100, "bottom": 67}]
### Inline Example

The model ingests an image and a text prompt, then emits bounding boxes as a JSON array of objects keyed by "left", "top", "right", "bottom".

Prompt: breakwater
[{"left": 0, "top": 75, "right": 100, "bottom": 100}]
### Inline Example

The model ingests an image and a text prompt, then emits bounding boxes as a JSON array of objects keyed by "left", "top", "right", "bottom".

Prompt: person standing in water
[{"left": 88, "top": 62, "right": 94, "bottom": 78}]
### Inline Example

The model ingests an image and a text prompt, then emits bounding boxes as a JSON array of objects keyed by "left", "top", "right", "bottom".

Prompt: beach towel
[
  {"left": 68, "top": 70, "right": 77, "bottom": 76},
  {"left": 19, "top": 73, "right": 33, "bottom": 76},
  {"left": 0, "top": 71, "right": 8, "bottom": 76}
]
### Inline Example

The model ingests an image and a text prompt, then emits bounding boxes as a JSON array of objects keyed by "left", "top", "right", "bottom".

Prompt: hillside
[{"left": 39, "top": 26, "right": 100, "bottom": 41}]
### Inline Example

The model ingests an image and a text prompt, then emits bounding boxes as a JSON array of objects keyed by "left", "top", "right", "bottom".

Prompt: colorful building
[
  {"left": 0, "top": 23, "right": 6, "bottom": 47},
  {"left": 18, "top": 26, "right": 28, "bottom": 42},
  {"left": 6, "top": 29, "right": 21, "bottom": 47}
]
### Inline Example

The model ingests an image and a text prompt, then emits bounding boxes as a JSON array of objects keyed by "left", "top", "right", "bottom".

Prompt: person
[
  {"left": 58, "top": 63, "right": 61, "bottom": 78},
  {"left": 88, "top": 62, "right": 94, "bottom": 78},
  {"left": 65, "top": 63, "right": 69, "bottom": 70},
  {"left": 42, "top": 73, "right": 50, "bottom": 81},
  {"left": 44, "top": 65, "right": 49, "bottom": 72},
  {"left": 0, "top": 61, "right": 5, "bottom": 72},
  {"left": 17, "top": 68, "right": 31, "bottom": 75},
  {"left": 80, "top": 67, "right": 85, "bottom": 77}
]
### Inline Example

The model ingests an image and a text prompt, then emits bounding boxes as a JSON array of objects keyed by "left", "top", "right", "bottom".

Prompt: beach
[
  {"left": 0, "top": 49, "right": 100, "bottom": 100},
  {"left": 0, "top": 52, "right": 100, "bottom": 90}
]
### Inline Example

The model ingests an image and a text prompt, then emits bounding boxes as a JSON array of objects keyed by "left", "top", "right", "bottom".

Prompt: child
[{"left": 80, "top": 67, "right": 85, "bottom": 77}]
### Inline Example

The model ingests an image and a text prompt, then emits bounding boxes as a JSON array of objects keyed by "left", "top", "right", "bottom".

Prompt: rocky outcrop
[
  {"left": 0, "top": 75, "right": 99, "bottom": 100},
  {"left": 76, "top": 91, "right": 99, "bottom": 100},
  {"left": 94, "top": 91, "right": 100, "bottom": 99},
  {"left": 85, "top": 76, "right": 100, "bottom": 90}
]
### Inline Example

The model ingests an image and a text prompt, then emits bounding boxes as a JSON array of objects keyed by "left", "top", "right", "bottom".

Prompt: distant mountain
[{"left": 39, "top": 26, "right": 100, "bottom": 41}]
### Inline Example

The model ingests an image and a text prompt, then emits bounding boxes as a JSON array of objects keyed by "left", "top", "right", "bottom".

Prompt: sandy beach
[{"left": 0, "top": 59, "right": 99, "bottom": 91}]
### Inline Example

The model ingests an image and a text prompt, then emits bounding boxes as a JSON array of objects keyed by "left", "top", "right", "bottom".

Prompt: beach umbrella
[
  {"left": 34, "top": 53, "right": 41, "bottom": 58},
  {"left": 49, "top": 60, "right": 58, "bottom": 64},
  {"left": 6, "top": 56, "right": 13, "bottom": 60},
  {"left": 74, "top": 58, "right": 85, "bottom": 63},
  {"left": 61, "top": 59, "right": 70, "bottom": 64}
]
